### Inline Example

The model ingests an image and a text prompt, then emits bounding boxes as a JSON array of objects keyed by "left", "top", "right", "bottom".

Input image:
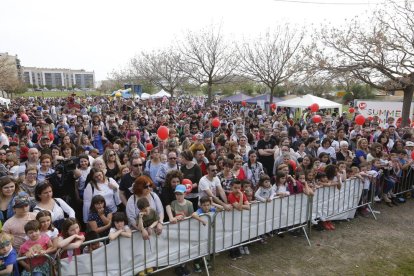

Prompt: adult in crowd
[
  {"left": 0, "top": 176, "right": 27, "bottom": 224},
  {"left": 126, "top": 175, "right": 164, "bottom": 232},
  {"left": 33, "top": 182, "right": 76, "bottom": 230}
]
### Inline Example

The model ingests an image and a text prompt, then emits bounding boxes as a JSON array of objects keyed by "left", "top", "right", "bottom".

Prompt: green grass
[{"left": 19, "top": 91, "right": 104, "bottom": 98}]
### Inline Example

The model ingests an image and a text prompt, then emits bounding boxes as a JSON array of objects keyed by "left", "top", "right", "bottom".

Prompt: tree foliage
[
  {"left": 310, "top": 0, "right": 414, "bottom": 126},
  {"left": 238, "top": 25, "right": 304, "bottom": 110},
  {"left": 178, "top": 25, "right": 238, "bottom": 105}
]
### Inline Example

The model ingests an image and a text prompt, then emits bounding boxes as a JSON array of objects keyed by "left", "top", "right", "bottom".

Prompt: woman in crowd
[
  {"left": 103, "top": 149, "right": 122, "bottom": 181},
  {"left": 242, "top": 150, "right": 264, "bottom": 189},
  {"left": 82, "top": 168, "right": 120, "bottom": 224},
  {"left": 125, "top": 175, "right": 164, "bottom": 232},
  {"left": 33, "top": 182, "right": 76, "bottom": 230},
  {"left": 0, "top": 176, "right": 26, "bottom": 224},
  {"left": 37, "top": 154, "right": 55, "bottom": 183},
  {"left": 180, "top": 150, "right": 202, "bottom": 210}
]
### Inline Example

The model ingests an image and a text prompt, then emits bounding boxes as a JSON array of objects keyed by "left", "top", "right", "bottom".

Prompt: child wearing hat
[
  {"left": 167, "top": 185, "right": 206, "bottom": 225},
  {"left": 2, "top": 194, "right": 37, "bottom": 252},
  {"left": 0, "top": 232, "right": 19, "bottom": 276}
]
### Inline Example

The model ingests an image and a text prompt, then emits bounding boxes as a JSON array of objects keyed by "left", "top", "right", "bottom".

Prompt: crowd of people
[{"left": 0, "top": 94, "right": 412, "bottom": 276}]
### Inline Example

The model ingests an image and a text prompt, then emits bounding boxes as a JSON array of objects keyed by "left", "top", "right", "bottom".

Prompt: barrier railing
[
  {"left": 310, "top": 178, "right": 376, "bottom": 225},
  {"left": 54, "top": 178, "right": 385, "bottom": 275},
  {"left": 57, "top": 214, "right": 211, "bottom": 276},
  {"left": 394, "top": 166, "right": 414, "bottom": 196},
  {"left": 15, "top": 253, "right": 57, "bottom": 276}
]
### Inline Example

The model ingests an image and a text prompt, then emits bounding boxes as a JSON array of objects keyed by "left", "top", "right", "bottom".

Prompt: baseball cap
[
  {"left": 405, "top": 141, "right": 414, "bottom": 147},
  {"left": 174, "top": 185, "right": 186, "bottom": 194},
  {"left": 13, "top": 194, "right": 30, "bottom": 208}
]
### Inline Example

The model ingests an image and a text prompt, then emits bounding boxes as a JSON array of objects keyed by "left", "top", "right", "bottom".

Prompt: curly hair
[{"left": 164, "top": 170, "right": 183, "bottom": 189}]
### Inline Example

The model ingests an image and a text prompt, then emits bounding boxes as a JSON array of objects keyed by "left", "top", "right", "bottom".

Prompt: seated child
[{"left": 0, "top": 232, "right": 19, "bottom": 276}]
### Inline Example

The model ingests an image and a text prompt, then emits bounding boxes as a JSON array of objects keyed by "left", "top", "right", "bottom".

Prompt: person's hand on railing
[
  {"left": 223, "top": 204, "right": 233, "bottom": 211},
  {"left": 169, "top": 217, "right": 178, "bottom": 224},
  {"left": 155, "top": 222, "right": 163, "bottom": 235},
  {"left": 142, "top": 228, "right": 150, "bottom": 240}
]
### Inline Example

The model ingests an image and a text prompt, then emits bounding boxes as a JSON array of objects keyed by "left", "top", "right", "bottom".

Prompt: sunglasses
[
  {"left": 109, "top": 153, "right": 116, "bottom": 157},
  {"left": 133, "top": 164, "right": 143, "bottom": 167},
  {"left": 169, "top": 157, "right": 177, "bottom": 160}
]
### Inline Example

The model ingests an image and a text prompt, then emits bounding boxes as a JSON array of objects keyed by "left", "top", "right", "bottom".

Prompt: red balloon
[
  {"left": 396, "top": 117, "right": 411, "bottom": 128},
  {"left": 182, "top": 179, "right": 193, "bottom": 194},
  {"left": 21, "top": 114, "right": 29, "bottom": 122},
  {"left": 349, "top": 108, "right": 355, "bottom": 113},
  {"left": 157, "top": 126, "right": 169, "bottom": 140},
  {"left": 146, "top": 143, "right": 153, "bottom": 152},
  {"left": 310, "top": 103, "right": 319, "bottom": 113},
  {"left": 241, "top": 101, "right": 246, "bottom": 107},
  {"left": 289, "top": 160, "right": 297, "bottom": 171},
  {"left": 270, "top": 103, "right": 277, "bottom": 110},
  {"left": 355, "top": 114, "right": 365, "bottom": 126},
  {"left": 312, "top": 115, "right": 322, "bottom": 123},
  {"left": 212, "top": 118, "right": 220, "bottom": 128}
]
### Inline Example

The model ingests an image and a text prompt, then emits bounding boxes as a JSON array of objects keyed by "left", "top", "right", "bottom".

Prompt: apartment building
[{"left": 22, "top": 67, "right": 95, "bottom": 89}]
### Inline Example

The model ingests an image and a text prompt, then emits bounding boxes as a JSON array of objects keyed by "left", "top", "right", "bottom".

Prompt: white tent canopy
[
  {"left": 0, "top": 97, "right": 11, "bottom": 107},
  {"left": 140, "top": 93, "right": 151, "bottom": 100},
  {"left": 151, "top": 89, "right": 171, "bottom": 98},
  {"left": 277, "top": 94, "right": 342, "bottom": 114}
]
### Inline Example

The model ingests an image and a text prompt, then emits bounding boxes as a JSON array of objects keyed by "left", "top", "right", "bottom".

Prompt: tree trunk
[
  {"left": 269, "top": 86, "right": 275, "bottom": 114},
  {"left": 207, "top": 81, "right": 213, "bottom": 106},
  {"left": 401, "top": 85, "right": 414, "bottom": 127}
]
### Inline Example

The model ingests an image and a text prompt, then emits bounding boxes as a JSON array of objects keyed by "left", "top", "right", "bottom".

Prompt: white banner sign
[{"left": 354, "top": 100, "right": 413, "bottom": 127}]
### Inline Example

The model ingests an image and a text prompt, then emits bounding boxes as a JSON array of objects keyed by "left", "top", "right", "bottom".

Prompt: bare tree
[
  {"left": 129, "top": 48, "right": 185, "bottom": 99},
  {"left": 179, "top": 25, "right": 238, "bottom": 106},
  {"left": 312, "top": 0, "right": 414, "bottom": 126},
  {"left": 0, "top": 55, "right": 25, "bottom": 98},
  {"left": 238, "top": 25, "right": 304, "bottom": 109}
]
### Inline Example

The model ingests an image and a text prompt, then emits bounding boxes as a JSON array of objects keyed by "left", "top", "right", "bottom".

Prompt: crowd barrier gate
[
  {"left": 54, "top": 177, "right": 385, "bottom": 276},
  {"left": 14, "top": 254, "right": 56, "bottom": 276}
]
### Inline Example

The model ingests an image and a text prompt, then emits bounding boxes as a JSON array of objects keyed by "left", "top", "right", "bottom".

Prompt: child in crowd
[
  {"left": 293, "top": 172, "right": 314, "bottom": 196},
  {"left": 315, "top": 172, "right": 330, "bottom": 187},
  {"left": 136, "top": 197, "right": 159, "bottom": 241},
  {"left": 83, "top": 231, "right": 104, "bottom": 254},
  {"left": 167, "top": 185, "right": 206, "bottom": 225},
  {"left": 227, "top": 180, "right": 250, "bottom": 259},
  {"left": 241, "top": 180, "right": 254, "bottom": 202},
  {"left": 358, "top": 162, "right": 379, "bottom": 214},
  {"left": 2, "top": 194, "right": 37, "bottom": 252},
  {"left": 57, "top": 218, "right": 85, "bottom": 259},
  {"left": 19, "top": 220, "right": 54, "bottom": 276},
  {"left": 255, "top": 174, "right": 275, "bottom": 202},
  {"left": 87, "top": 195, "right": 112, "bottom": 238},
  {"left": 0, "top": 232, "right": 19, "bottom": 276},
  {"left": 274, "top": 172, "right": 291, "bottom": 197},
  {"left": 36, "top": 210, "right": 59, "bottom": 251},
  {"left": 108, "top": 212, "right": 132, "bottom": 241},
  {"left": 193, "top": 196, "right": 216, "bottom": 273}
]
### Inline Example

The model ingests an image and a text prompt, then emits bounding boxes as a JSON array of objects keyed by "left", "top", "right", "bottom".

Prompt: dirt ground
[{"left": 159, "top": 198, "right": 414, "bottom": 276}]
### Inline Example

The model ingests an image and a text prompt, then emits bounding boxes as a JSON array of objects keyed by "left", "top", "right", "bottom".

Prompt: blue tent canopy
[
  {"left": 245, "top": 94, "right": 283, "bottom": 104},
  {"left": 218, "top": 93, "right": 252, "bottom": 103}
]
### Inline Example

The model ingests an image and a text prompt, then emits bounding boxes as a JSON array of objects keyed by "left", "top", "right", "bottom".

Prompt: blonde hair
[{"left": 0, "top": 231, "right": 14, "bottom": 246}]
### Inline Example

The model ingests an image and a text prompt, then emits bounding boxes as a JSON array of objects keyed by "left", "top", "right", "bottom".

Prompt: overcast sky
[{"left": 1, "top": 0, "right": 383, "bottom": 81}]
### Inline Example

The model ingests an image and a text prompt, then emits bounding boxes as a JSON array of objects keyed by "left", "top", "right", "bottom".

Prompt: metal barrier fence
[
  {"left": 50, "top": 177, "right": 386, "bottom": 276},
  {"left": 14, "top": 253, "right": 56, "bottom": 276},
  {"left": 394, "top": 166, "right": 414, "bottom": 196},
  {"left": 57, "top": 214, "right": 211, "bottom": 276}
]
